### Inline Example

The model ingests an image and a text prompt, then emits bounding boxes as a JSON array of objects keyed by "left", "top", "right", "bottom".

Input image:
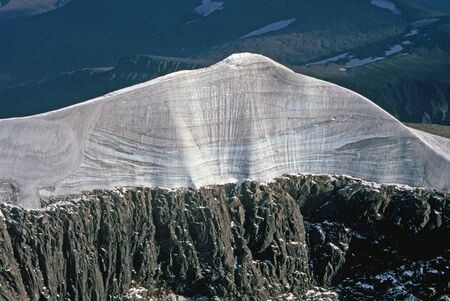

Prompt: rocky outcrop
[
  {"left": 295, "top": 176, "right": 450, "bottom": 300},
  {"left": 0, "top": 174, "right": 448, "bottom": 300},
  {"left": 0, "top": 179, "right": 311, "bottom": 300},
  {"left": 0, "top": 211, "right": 27, "bottom": 300}
]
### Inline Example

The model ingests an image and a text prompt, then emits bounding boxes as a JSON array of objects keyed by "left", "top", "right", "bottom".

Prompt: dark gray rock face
[
  {"left": 287, "top": 176, "right": 450, "bottom": 300},
  {"left": 0, "top": 175, "right": 448, "bottom": 300},
  {"left": 0, "top": 182, "right": 310, "bottom": 300},
  {"left": 0, "top": 211, "right": 27, "bottom": 300}
]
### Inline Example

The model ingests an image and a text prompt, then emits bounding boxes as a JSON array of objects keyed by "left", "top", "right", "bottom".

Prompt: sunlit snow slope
[{"left": 1, "top": 53, "right": 449, "bottom": 208}]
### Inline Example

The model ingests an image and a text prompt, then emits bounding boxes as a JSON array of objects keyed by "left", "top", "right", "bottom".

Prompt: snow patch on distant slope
[
  {"left": 385, "top": 44, "right": 404, "bottom": 56},
  {"left": 345, "top": 56, "right": 385, "bottom": 68},
  {"left": 306, "top": 53, "right": 352, "bottom": 66},
  {"left": 308, "top": 44, "right": 406, "bottom": 68},
  {"left": 242, "top": 18, "right": 296, "bottom": 38},
  {"left": 194, "top": 0, "right": 223, "bottom": 17},
  {"left": 412, "top": 18, "right": 439, "bottom": 28},
  {"left": 370, "top": 0, "right": 401, "bottom": 15},
  {"left": 405, "top": 29, "right": 419, "bottom": 37}
]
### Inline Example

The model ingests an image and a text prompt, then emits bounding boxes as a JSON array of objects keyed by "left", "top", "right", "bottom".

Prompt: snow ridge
[{"left": 0, "top": 53, "right": 449, "bottom": 208}]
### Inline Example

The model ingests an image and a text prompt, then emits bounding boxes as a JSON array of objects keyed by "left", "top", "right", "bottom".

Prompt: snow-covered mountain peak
[
  {"left": 221, "top": 53, "right": 283, "bottom": 67},
  {"left": 0, "top": 53, "right": 449, "bottom": 208}
]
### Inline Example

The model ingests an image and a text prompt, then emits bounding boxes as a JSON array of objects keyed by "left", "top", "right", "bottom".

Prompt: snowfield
[
  {"left": 370, "top": 0, "right": 401, "bottom": 15},
  {"left": 0, "top": 53, "right": 449, "bottom": 208},
  {"left": 412, "top": 18, "right": 439, "bottom": 28},
  {"left": 242, "top": 18, "right": 296, "bottom": 38},
  {"left": 405, "top": 29, "right": 419, "bottom": 37},
  {"left": 194, "top": 0, "right": 223, "bottom": 17},
  {"left": 345, "top": 56, "right": 385, "bottom": 68},
  {"left": 385, "top": 44, "right": 404, "bottom": 56},
  {"left": 305, "top": 53, "right": 351, "bottom": 66}
]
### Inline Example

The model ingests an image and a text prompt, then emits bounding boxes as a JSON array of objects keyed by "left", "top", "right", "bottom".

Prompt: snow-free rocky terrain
[
  {"left": 0, "top": 53, "right": 449, "bottom": 208},
  {"left": 0, "top": 175, "right": 449, "bottom": 300}
]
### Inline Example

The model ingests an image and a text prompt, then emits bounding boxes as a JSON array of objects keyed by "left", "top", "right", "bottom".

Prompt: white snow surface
[
  {"left": 412, "top": 18, "right": 439, "bottom": 28},
  {"left": 0, "top": 53, "right": 449, "bottom": 208},
  {"left": 305, "top": 53, "right": 351, "bottom": 66},
  {"left": 194, "top": 0, "right": 223, "bottom": 17},
  {"left": 345, "top": 56, "right": 385, "bottom": 68},
  {"left": 370, "top": 0, "right": 401, "bottom": 15},
  {"left": 405, "top": 29, "right": 419, "bottom": 37},
  {"left": 385, "top": 44, "right": 404, "bottom": 56},
  {"left": 242, "top": 18, "right": 296, "bottom": 38}
]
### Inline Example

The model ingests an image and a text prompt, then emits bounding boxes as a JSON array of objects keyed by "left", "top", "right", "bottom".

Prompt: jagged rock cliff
[{"left": 0, "top": 174, "right": 448, "bottom": 300}]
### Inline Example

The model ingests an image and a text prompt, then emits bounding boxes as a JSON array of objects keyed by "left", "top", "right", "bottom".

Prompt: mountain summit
[{"left": 0, "top": 53, "right": 449, "bottom": 208}]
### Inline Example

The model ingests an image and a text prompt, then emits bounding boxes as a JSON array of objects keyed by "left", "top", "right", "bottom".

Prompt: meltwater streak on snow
[
  {"left": 0, "top": 53, "right": 449, "bottom": 208},
  {"left": 194, "top": 0, "right": 223, "bottom": 17},
  {"left": 370, "top": 0, "right": 401, "bottom": 15},
  {"left": 242, "top": 18, "right": 296, "bottom": 38},
  {"left": 385, "top": 44, "right": 404, "bottom": 56}
]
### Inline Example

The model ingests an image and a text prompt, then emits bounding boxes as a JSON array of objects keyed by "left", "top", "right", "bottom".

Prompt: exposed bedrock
[{"left": 0, "top": 174, "right": 448, "bottom": 300}]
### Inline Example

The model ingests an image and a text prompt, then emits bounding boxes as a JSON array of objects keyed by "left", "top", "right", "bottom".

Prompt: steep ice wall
[{"left": 0, "top": 53, "right": 449, "bottom": 208}]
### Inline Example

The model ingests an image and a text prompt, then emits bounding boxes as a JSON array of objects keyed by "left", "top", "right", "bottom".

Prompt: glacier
[{"left": 0, "top": 53, "right": 449, "bottom": 208}]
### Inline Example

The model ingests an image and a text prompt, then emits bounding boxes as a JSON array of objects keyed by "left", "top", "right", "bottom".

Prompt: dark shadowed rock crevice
[{"left": 0, "top": 174, "right": 448, "bottom": 300}]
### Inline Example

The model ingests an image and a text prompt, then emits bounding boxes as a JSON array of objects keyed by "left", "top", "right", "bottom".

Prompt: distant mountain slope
[
  {"left": 405, "top": 123, "right": 450, "bottom": 139},
  {"left": 0, "top": 55, "right": 209, "bottom": 118},
  {"left": 296, "top": 16, "right": 450, "bottom": 124},
  {"left": 2, "top": 16, "right": 449, "bottom": 124},
  {"left": 0, "top": 0, "right": 413, "bottom": 86},
  {"left": 0, "top": 54, "right": 449, "bottom": 208},
  {"left": 0, "top": 0, "right": 449, "bottom": 124},
  {"left": 409, "top": 0, "right": 450, "bottom": 13},
  {"left": 298, "top": 48, "right": 450, "bottom": 124}
]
